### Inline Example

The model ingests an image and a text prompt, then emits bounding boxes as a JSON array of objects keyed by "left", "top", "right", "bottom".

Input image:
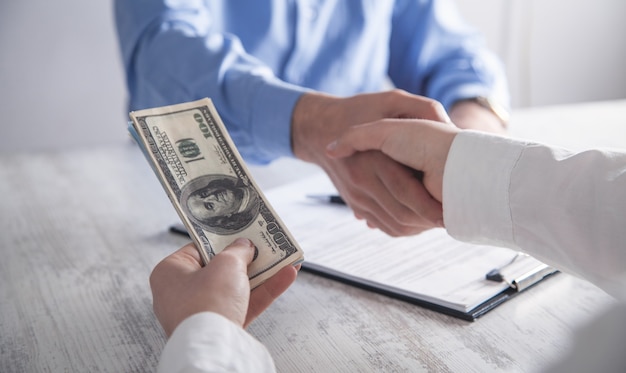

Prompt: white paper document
[{"left": 265, "top": 173, "right": 556, "bottom": 319}]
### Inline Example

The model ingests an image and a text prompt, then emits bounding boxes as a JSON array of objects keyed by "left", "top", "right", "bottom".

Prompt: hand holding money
[{"left": 129, "top": 98, "right": 304, "bottom": 288}]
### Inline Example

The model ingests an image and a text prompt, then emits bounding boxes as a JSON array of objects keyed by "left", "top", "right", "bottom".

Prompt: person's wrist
[
  {"left": 450, "top": 98, "right": 509, "bottom": 134},
  {"left": 422, "top": 122, "right": 460, "bottom": 202},
  {"left": 291, "top": 92, "right": 336, "bottom": 163}
]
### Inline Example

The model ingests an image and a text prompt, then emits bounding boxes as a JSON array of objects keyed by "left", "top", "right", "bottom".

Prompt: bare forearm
[{"left": 291, "top": 92, "right": 339, "bottom": 163}]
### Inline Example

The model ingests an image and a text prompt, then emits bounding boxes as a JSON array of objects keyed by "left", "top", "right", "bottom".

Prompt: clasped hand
[{"left": 292, "top": 90, "right": 453, "bottom": 236}]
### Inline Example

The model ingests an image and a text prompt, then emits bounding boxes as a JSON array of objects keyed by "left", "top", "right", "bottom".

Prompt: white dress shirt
[
  {"left": 158, "top": 130, "right": 626, "bottom": 372},
  {"left": 157, "top": 312, "right": 275, "bottom": 373}
]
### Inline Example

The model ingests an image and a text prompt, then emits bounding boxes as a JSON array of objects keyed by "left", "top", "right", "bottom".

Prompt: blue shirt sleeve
[
  {"left": 389, "top": 0, "right": 510, "bottom": 111},
  {"left": 114, "top": 0, "right": 510, "bottom": 165},
  {"left": 114, "top": 0, "right": 309, "bottom": 164}
]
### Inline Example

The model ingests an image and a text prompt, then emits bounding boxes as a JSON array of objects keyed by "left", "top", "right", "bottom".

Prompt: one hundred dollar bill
[{"left": 128, "top": 98, "right": 304, "bottom": 288}]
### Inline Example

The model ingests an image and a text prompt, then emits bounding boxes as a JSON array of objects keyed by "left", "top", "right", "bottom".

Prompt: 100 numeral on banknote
[{"left": 129, "top": 98, "right": 304, "bottom": 288}]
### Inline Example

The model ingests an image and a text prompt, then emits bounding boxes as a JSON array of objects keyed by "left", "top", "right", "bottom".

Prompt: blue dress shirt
[{"left": 115, "top": 0, "right": 509, "bottom": 164}]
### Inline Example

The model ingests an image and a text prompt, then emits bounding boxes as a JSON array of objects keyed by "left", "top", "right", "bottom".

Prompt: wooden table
[{"left": 1, "top": 100, "right": 624, "bottom": 372}]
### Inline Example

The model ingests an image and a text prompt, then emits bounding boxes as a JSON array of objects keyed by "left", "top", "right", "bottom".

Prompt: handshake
[
  {"left": 292, "top": 90, "right": 478, "bottom": 237},
  {"left": 325, "top": 112, "right": 461, "bottom": 233}
]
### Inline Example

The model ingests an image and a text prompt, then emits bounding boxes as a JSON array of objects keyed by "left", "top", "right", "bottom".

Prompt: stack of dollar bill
[{"left": 128, "top": 98, "right": 304, "bottom": 288}]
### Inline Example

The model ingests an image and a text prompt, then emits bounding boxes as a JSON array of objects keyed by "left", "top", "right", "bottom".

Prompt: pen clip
[{"left": 486, "top": 252, "right": 556, "bottom": 292}]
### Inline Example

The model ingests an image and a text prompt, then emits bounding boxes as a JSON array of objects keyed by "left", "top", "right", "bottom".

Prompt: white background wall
[
  {"left": 1, "top": 0, "right": 625, "bottom": 152},
  {"left": 0, "top": 1, "right": 128, "bottom": 152},
  {"left": 457, "top": 0, "right": 626, "bottom": 108}
]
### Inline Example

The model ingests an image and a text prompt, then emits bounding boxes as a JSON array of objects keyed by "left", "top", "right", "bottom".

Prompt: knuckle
[
  {"left": 397, "top": 224, "right": 424, "bottom": 237},
  {"left": 385, "top": 229, "right": 401, "bottom": 238},
  {"left": 428, "top": 99, "right": 445, "bottom": 114},
  {"left": 216, "top": 250, "right": 243, "bottom": 266},
  {"left": 382, "top": 89, "right": 406, "bottom": 105}
]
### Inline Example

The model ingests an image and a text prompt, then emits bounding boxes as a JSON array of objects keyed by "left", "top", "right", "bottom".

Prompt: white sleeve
[
  {"left": 443, "top": 130, "right": 626, "bottom": 301},
  {"left": 157, "top": 312, "right": 276, "bottom": 373}
]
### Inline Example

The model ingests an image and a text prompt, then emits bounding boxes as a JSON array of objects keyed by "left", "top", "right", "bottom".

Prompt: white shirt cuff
[
  {"left": 158, "top": 312, "right": 276, "bottom": 373},
  {"left": 443, "top": 130, "right": 528, "bottom": 248}
]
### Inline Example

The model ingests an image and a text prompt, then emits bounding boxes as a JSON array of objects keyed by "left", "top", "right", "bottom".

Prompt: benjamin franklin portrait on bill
[{"left": 180, "top": 174, "right": 261, "bottom": 235}]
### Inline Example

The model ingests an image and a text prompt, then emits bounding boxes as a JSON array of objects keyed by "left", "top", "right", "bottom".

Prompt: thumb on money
[{"left": 150, "top": 238, "right": 298, "bottom": 337}]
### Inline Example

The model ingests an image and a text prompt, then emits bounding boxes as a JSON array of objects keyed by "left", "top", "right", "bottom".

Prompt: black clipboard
[{"left": 300, "top": 262, "right": 558, "bottom": 321}]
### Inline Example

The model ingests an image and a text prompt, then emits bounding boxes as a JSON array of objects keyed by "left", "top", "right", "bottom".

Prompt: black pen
[
  {"left": 306, "top": 194, "right": 347, "bottom": 205},
  {"left": 169, "top": 223, "right": 190, "bottom": 237}
]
